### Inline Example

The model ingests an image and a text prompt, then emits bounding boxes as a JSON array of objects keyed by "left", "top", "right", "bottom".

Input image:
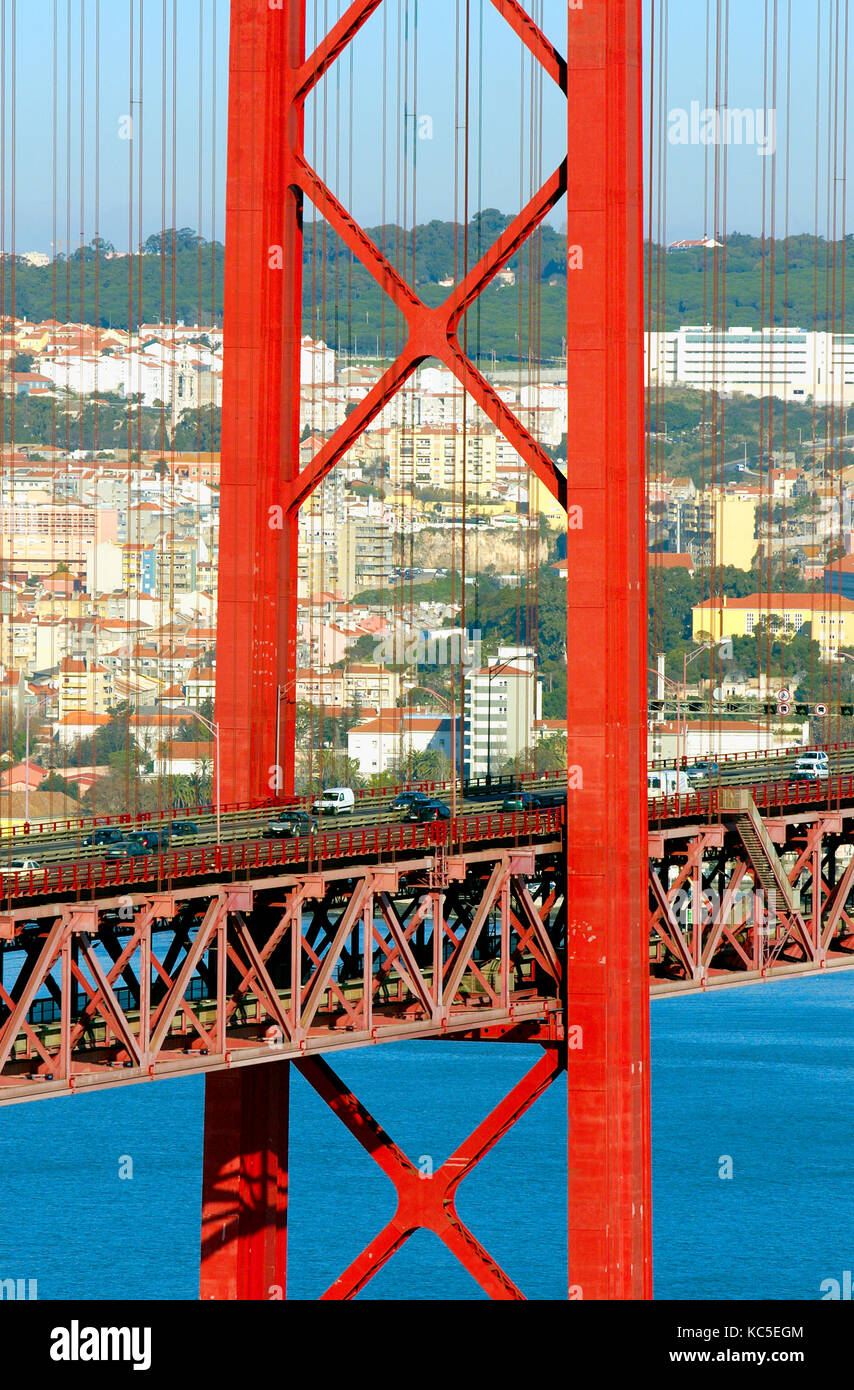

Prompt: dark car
[
  {"left": 82, "top": 827, "right": 126, "bottom": 847},
  {"left": 135, "top": 827, "right": 169, "bottom": 852},
  {"left": 263, "top": 810, "right": 318, "bottom": 838},
  {"left": 501, "top": 791, "right": 541, "bottom": 812},
  {"left": 104, "top": 837, "right": 149, "bottom": 860},
  {"left": 403, "top": 798, "right": 451, "bottom": 823},
  {"left": 169, "top": 821, "right": 199, "bottom": 838},
  {"left": 393, "top": 790, "right": 432, "bottom": 813},
  {"left": 686, "top": 759, "right": 721, "bottom": 784}
]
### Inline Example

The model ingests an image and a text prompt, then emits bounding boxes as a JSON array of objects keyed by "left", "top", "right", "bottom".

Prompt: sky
[{"left": 0, "top": 1, "right": 851, "bottom": 254}]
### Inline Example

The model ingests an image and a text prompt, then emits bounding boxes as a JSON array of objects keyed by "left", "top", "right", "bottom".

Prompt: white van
[
  {"left": 311, "top": 786, "right": 356, "bottom": 815},
  {"left": 647, "top": 769, "right": 691, "bottom": 799}
]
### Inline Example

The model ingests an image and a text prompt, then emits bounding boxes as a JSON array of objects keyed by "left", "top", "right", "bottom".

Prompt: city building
[
  {"left": 646, "top": 325, "right": 854, "bottom": 405},
  {"left": 692, "top": 590, "right": 854, "bottom": 658},
  {"left": 347, "top": 710, "right": 453, "bottom": 777},
  {"left": 463, "top": 646, "right": 542, "bottom": 779},
  {"left": 56, "top": 656, "right": 115, "bottom": 720}
]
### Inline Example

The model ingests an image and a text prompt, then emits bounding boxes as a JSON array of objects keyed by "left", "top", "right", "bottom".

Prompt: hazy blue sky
[{"left": 1, "top": 1, "right": 850, "bottom": 253}]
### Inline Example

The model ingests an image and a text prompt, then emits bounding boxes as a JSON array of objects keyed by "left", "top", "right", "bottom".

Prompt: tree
[
  {"left": 348, "top": 633, "right": 378, "bottom": 663},
  {"left": 166, "top": 774, "right": 198, "bottom": 809},
  {"left": 108, "top": 746, "right": 153, "bottom": 778},
  {"left": 365, "top": 769, "right": 399, "bottom": 790},
  {"left": 38, "top": 771, "right": 79, "bottom": 800},
  {"left": 67, "top": 702, "right": 149, "bottom": 769},
  {"left": 307, "top": 751, "right": 362, "bottom": 792},
  {"left": 396, "top": 749, "right": 452, "bottom": 782},
  {"left": 143, "top": 226, "right": 203, "bottom": 256},
  {"left": 174, "top": 716, "right": 209, "bottom": 743},
  {"left": 502, "top": 735, "right": 566, "bottom": 777},
  {"left": 172, "top": 406, "right": 220, "bottom": 451},
  {"left": 80, "top": 775, "right": 163, "bottom": 818}
]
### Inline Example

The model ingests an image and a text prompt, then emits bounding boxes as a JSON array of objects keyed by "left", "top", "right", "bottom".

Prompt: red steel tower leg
[
  {"left": 565, "top": 0, "right": 652, "bottom": 1298},
  {"left": 217, "top": 0, "right": 304, "bottom": 802},
  {"left": 200, "top": 1063, "right": 290, "bottom": 1301}
]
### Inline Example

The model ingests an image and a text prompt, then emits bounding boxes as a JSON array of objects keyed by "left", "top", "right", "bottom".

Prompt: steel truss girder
[
  {"left": 0, "top": 848, "right": 563, "bottom": 1105},
  {"left": 650, "top": 811, "right": 854, "bottom": 988}
]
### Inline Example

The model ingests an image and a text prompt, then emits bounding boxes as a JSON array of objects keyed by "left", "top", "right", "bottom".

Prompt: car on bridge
[
  {"left": 403, "top": 798, "right": 451, "bottom": 823},
  {"left": 501, "top": 791, "right": 542, "bottom": 812},
  {"left": 312, "top": 787, "right": 356, "bottom": 815},
  {"left": 685, "top": 759, "right": 720, "bottom": 784},
  {"left": 82, "top": 827, "right": 126, "bottom": 847},
  {"left": 794, "top": 750, "right": 829, "bottom": 778},
  {"left": 263, "top": 810, "right": 318, "bottom": 838},
  {"left": 393, "top": 790, "right": 432, "bottom": 814},
  {"left": 169, "top": 821, "right": 199, "bottom": 838},
  {"left": 647, "top": 769, "right": 691, "bottom": 798},
  {"left": 8, "top": 858, "right": 39, "bottom": 872},
  {"left": 789, "top": 768, "right": 827, "bottom": 786},
  {"left": 103, "top": 837, "right": 150, "bottom": 861},
  {"left": 135, "top": 827, "right": 170, "bottom": 852}
]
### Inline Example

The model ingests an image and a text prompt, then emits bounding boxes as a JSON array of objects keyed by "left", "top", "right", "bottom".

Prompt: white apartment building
[
  {"left": 646, "top": 325, "right": 854, "bottom": 404},
  {"left": 463, "top": 645, "right": 543, "bottom": 780}
]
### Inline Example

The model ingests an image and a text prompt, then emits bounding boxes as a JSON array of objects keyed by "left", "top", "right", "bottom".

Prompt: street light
[
  {"left": 682, "top": 639, "right": 717, "bottom": 699},
  {"left": 648, "top": 667, "right": 686, "bottom": 771},
  {"left": 190, "top": 709, "right": 220, "bottom": 845}
]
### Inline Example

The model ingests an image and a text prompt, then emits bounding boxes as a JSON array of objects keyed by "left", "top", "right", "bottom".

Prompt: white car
[
  {"left": 9, "top": 858, "right": 39, "bottom": 871},
  {"left": 793, "top": 751, "right": 828, "bottom": 777}
]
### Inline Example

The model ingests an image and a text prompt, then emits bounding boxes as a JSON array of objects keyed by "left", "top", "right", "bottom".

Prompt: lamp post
[
  {"left": 682, "top": 639, "right": 716, "bottom": 701},
  {"left": 192, "top": 709, "right": 220, "bottom": 845},
  {"left": 648, "top": 668, "right": 685, "bottom": 771}
]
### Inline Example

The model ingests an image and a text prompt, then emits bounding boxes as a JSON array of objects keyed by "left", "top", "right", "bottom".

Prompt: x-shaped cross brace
[{"left": 296, "top": 1045, "right": 564, "bottom": 1300}]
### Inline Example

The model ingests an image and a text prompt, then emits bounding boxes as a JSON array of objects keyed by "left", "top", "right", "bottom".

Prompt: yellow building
[
  {"left": 692, "top": 590, "right": 854, "bottom": 658},
  {"left": 57, "top": 655, "right": 115, "bottom": 719},
  {"left": 710, "top": 491, "right": 757, "bottom": 571},
  {"left": 388, "top": 426, "right": 498, "bottom": 496},
  {"left": 678, "top": 489, "right": 758, "bottom": 571},
  {"left": 527, "top": 472, "right": 566, "bottom": 526}
]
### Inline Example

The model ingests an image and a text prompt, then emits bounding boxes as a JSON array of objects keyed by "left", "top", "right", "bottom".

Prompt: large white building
[
  {"left": 347, "top": 709, "right": 453, "bottom": 778},
  {"left": 463, "top": 645, "right": 542, "bottom": 780},
  {"left": 646, "top": 326, "right": 854, "bottom": 404}
]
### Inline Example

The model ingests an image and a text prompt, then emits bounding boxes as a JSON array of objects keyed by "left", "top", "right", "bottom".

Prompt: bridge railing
[
  {"left": 648, "top": 772, "right": 854, "bottom": 822},
  {"left": 0, "top": 807, "right": 566, "bottom": 903}
]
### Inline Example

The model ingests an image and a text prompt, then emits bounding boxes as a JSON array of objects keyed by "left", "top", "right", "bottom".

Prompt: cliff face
[{"left": 411, "top": 528, "right": 549, "bottom": 574}]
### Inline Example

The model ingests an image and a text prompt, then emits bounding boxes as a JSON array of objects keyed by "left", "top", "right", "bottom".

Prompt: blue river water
[{"left": 1, "top": 970, "right": 853, "bottom": 1300}]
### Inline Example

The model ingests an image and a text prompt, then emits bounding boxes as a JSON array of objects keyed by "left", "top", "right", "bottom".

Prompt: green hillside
[{"left": 4, "top": 224, "right": 853, "bottom": 359}]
